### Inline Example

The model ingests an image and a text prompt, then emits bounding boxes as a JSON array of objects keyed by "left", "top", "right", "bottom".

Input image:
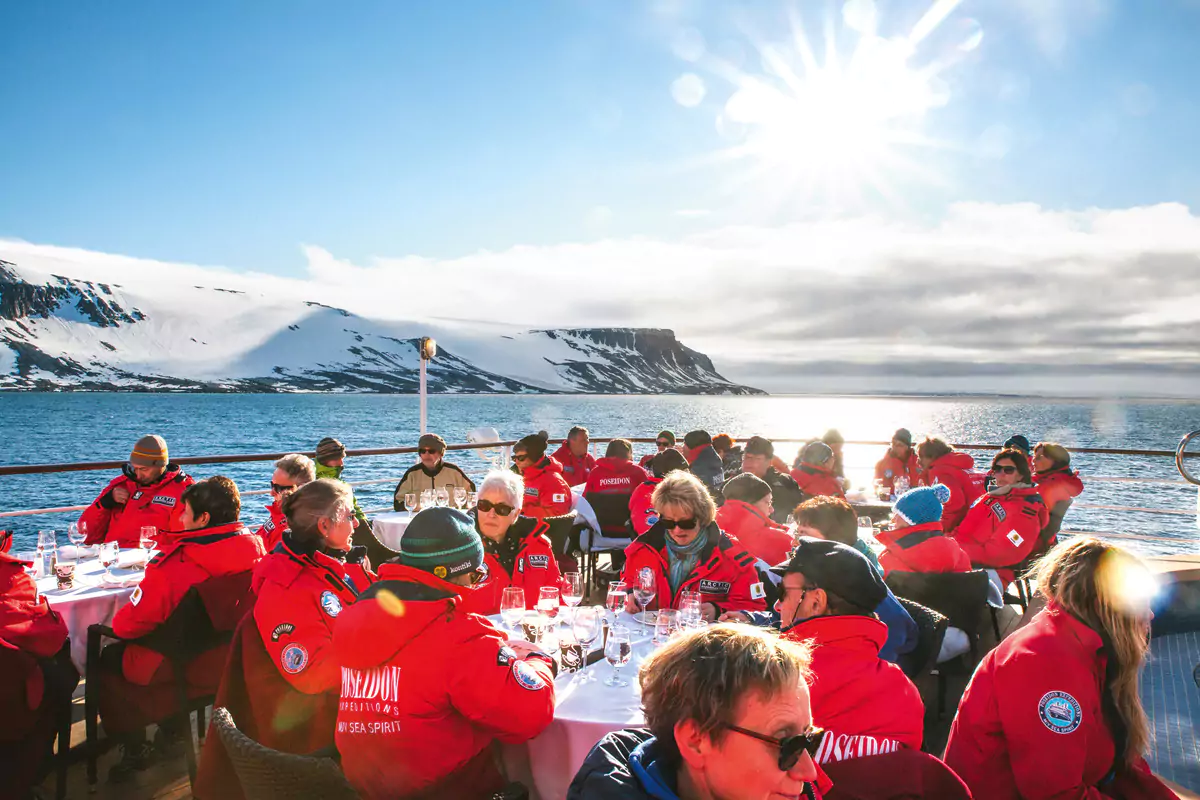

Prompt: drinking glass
[
  {"left": 519, "top": 610, "right": 546, "bottom": 643},
  {"left": 604, "top": 626, "right": 632, "bottom": 687},
  {"left": 680, "top": 590, "right": 703, "bottom": 628},
  {"left": 537, "top": 586, "right": 560, "bottom": 623},
  {"left": 68, "top": 522, "right": 87, "bottom": 548},
  {"left": 443, "top": 484, "right": 457, "bottom": 506},
  {"left": 873, "top": 478, "right": 888, "bottom": 501},
  {"left": 17, "top": 551, "right": 40, "bottom": 584},
  {"left": 466, "top": 492, "right": 477, "bottom": 509},
  {"left": 500, "top": 587, "right": 526, "bottom": 635},
  {"left": 435, "top": 488, "right": 449, "bottom": 508},
  {"left": 139, "top": 525, "right": 158, "bottom": 554},
  {"left": 54, "top": 547, "right": 76, "bottom": 589},
  {"left": 633, "top": 569, "right": 657, "bottom": 633},
  {"left": 99, "top": 541, "right": 119, "bottom": 581},
  {"left": 893, "top": 476, "right": 910, "bottom": 497},
  {"left": 572, "top": 605, "right": 603, "bottom": 655},
  {"left": 605, "top": 581, "right": 627, "bottom": 624},
  {"left": 419, "top": 489, "right": 433, "bottom": 510},
  {"left": 857, "top": 516, "right": 875, "bottom": 543},
  {"left": 654, "top": 609, "right": 679, "bottom": 645},
  {"left": 404, "top": 492, "right": 417, "bottom": 512},
  {"left": 37, "top": 530, "right": 56, "bottom": 576},
  {"left": 453, "top": 487, "right": 467, "bottom": 509},
  {"left": 561, "top": 572, "right": 583, "bottom": 623}
]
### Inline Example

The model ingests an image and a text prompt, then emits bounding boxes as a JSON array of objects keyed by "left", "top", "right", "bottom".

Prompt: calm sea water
[{"left": 1, "top": 393, "right": 1198, "bottom": 555}]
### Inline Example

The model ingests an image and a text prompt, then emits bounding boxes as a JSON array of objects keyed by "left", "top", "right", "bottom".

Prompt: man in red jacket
[
  {"left": 333, "top": 507, "right": 556, "bottom": 799},
  {"left": 773, "top": 538, "right": 924, "bottom": 765},
  {"left": 553, "top": 426, "right": 597, "bottom": 487},
  {"left": 874, "top": 428, "right": 920, "bottom": 494},
  {"left": 716, "top": 473, "right": 793, "bottom": 567},
  {"left": 79, "top": 434, "right": 195, "bottom": 547},
  {"left": 876, "top": 484, "right": 972, "bottom": 577},
  {"left": 791, "top": 442, "right": 846, "bottom": 500},
  {"left": 515, "top": 433, "right": 573, "bottom": 518},
  {"left": 917, "top": 437, "right": 986, "bottom": 533},
  {"left": 585, "top": 439, "right": 649, "bottom": 496},
  {"left": 255, "top": 453, "right": 316, "bottom": 552}
]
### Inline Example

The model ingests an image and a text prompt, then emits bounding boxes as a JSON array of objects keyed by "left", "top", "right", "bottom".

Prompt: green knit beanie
[{"left": 399, "top": 507, "right": 484, "bottom": 580}]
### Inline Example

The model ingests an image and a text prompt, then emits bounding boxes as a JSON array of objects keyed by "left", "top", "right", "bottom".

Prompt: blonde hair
[
  {"left": 281, "top": 478, "right": 354, "bottom": 547},
  {"left": 651, "top": 471, "right": 717, "bottom": 527},
  {"left": 640, "top": 624, "right": 813, "bottom": 767},
  {"left": 1034, "top": 537, "right": 1151, "bottom": 765}
]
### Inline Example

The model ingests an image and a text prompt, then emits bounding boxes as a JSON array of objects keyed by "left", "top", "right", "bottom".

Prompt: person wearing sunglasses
[
  {"left": 391, "top": 432, "right": 476, "bottom": 511},
  {"left": 458, "top": 470, "right": 562, "bottom": 615},
  {"left": 513, "top": 432, "right": 574, "bottom": 519},
  {"left": 332, "top": 506, "right": 556, "bottom": 799},
  {"left": 639, "top": 429, "right": 676, "bottom": 469},
  {"left": 255, "top": 453, "right": 316, "bottom": 551},
  {"left": 621, "top": 471, "right": 767, "bottom": 622},
  {"left": 568, "top": 623, "right": 831, "bottom": 799},
  {"left": 1031, "top": 441, "right": 1084, "bottom": 550},
  {"left": 950, "top": 447, "right": 1049, "bottom": 589}
]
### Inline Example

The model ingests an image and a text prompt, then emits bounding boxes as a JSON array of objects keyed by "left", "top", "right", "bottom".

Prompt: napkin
[{"left": 58, "top": 545, "right": 97, "bottom": 560}]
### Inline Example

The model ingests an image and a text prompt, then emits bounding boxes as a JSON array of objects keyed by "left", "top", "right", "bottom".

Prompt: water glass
[
  {"left": 37, "top": 530, "right": 57, "bottom": 576},
  {"left": 894, "top": 476, "right": 910, "bottom": 497},
  {"left": 54, "top": 547, "right": 76, "bottom": 589},
  {"left": 857, "top": 516, "right": 875, "bottom": 542},
  {"left": 435, "top": 488, "right": 449, "bottom": 508},
  {"left": 99, "top": 541, "right": 119, "bottom": 580},
  {"left": 873, "top": 478, "right": 889, "bottom": 501},
  {"left": 679, "top": 598, "right": 703, "bottom": 628},
  {"left": 17, "top": 551, "right": 40, "bottom": 584},
  {"left": 453, "top": 487, "right": 467, "bottom": 509},
  {"left": 537, "top": 586, "right": 560, "bottom": 621},
  {"left": 604, "top": 626, "right": 632, "bottom": 687},
  {"left": 654, "top": 609, "right": 679, "bottom": 645},
  {"left": 633, "top": 568, "right": 657, "bottom": 633},
  {"left": 605, "top": 581, "right": 627, "bottom": 622},
  {"left": 500, "top": 587, "right": 526, "bottom": 634},
  {"left": 572, "top": 605, "right": 603, "bottom": 653},
  {"left": 404, "top": 492, "right": 417, "bottom": 511}
]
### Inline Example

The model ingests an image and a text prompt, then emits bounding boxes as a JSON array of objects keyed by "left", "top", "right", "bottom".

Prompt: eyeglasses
[
  {"left": 513, "top": 453, "right": 531, "bottom": 463},
  {"left": 656, "top": 440, "right": 670, "bottom": 448},
  {"left": 723, "top": 723, "right": 826, "bottom": 772},
  {"left": 418, "top": 448, "right": 442, "bottom": 455},
  {"left": 477, "top": 499, "right": 515, "bottom": 517},
  {"left": 992, "top": 465, "right": 1019, "bottom": 475},
  {"left": 660, "top": 516, "right": 698, "bottom": 531},
  {"left": 270, "top": 482, "right": 297, "bottom": 494}
]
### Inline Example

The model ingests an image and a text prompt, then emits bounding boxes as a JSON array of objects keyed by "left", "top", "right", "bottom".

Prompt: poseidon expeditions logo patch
[
  {"left": 281, "top": 644, "right": 309, "bottom": 674},
  {"left": 1038, "top": 691, "right": 1082, "bottom": 734},
  {"left": 321, "top": 591, "right": 343, "bottom": 618},
  {"left": 271, "top": 623, "right": 295, "bottom": 642}
]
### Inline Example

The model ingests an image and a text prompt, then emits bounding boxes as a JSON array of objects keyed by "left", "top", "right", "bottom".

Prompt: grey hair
[
  {"left": 478, "top": 470, "right": 524, "bottom": 513},
  {"left": 274, "top": 453, "right": 316, "bottom": 485}
]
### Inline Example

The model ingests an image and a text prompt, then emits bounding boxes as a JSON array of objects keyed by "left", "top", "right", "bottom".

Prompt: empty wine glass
[
  {"left": 500, "top": 587, "right": 526, "bottom": 635},
  {"left": 453, "top": 487, "right": 467, "bottom": 509},
  {"left": 572, "top": 605, "right": 602, "bottom": 656},
  {"left": 419, "top": 489, "right": 433, "bottom": 510},
  {"left": 435, "top": 488, "right": 449, "bottom": 508},
  {"left": 68, "top": 522, "right": 87, "bottom": 548},
  {"left": 561, "top": 572, "right": 583, "bottom": 623},
  {"left": 604, "top": 625, "right": 632, "bottom": 687},
  {"left": 605, "top": 581, "right": 627, "bottom": 624},
  {"left": 99, "top": 541, "right": 119, "bottom": 582},
  {"left": 857, "top": 515, "right": 875, "bottom": 544},
  {"left": 537, "top": 586, "right": 560, "bottom": 623},
  {"left": 633, "top": 568, "right": 657, "bottom": 634},
  {"left": 404, "top": 492, "right": 417, "bottom": 512}
]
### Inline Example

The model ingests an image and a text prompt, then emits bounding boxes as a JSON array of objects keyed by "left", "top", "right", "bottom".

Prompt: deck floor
[{"left": 1142, "top": 630, "right": 1200, "bottom": 793}]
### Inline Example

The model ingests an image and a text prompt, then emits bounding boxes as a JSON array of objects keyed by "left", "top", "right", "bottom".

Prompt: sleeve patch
[
  {"left": 496, "top": 646, "right": 516, "bottom": 667},
  {"left": 749, "top": 582, "right": 766, "bottom": 600},
  {"left": 1038, "top": 691, "right": 1082, "bottom": 734},
  {"left": 281, "top": 643, "right": 309, "bottom": 674},
  {"left": 527, "top": 554, "right": 550, "bottom": 569},
  {"left": 551, "top": 493, "right": 567, "bottom": 504},
  {"left": 511, "top": 659, "right": 547, "bottom": 691},
  {"left": 1006, "top": 530, "right": 1024, "bottom": 547},
  {"left": 271, "top": 622, "right": 295, "bottom": 642},
  {"left": 129, "top": 586, "right": 143, "bottom": 606}
]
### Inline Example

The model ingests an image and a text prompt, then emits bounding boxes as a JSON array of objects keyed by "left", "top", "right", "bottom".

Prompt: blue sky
[{"left": 3, "top": 0, "right": 1199, "bottom": 275}]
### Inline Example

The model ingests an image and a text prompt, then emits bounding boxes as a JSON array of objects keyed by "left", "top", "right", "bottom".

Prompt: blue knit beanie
[
  {"left": 894, "top": 484, "right": 952, "bottom": 526},
  {"left": 399, "top": 507, "right": 484, "bottom": 580},
  {"left": 1003, "top": 434, "right": 1031, "bottom": 455}
]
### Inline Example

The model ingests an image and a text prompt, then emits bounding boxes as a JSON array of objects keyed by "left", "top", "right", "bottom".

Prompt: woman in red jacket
[
  {"left": 944, "top": 537, "right": 1177, "bottom": 800},
  {"left": 716, "top": 473, "right": 793, "bottom": 567},
  {"left": 254, "top": 453, "right": 316, "bottom": 552},
  {"left": 514, "top": 433, "right": 573, "bottom": 518},
  {"left": 790, "top": 442, "right": 845, "bottom": 500},
  {"left": 1033, "top": 442, "right": 1085, "bottom": 548},
  {"left": 952, "top": 448, "right": 1049, "bottom": 588},
  {"left": 917, "top": 437, "right": 986, "bottom": 533}
]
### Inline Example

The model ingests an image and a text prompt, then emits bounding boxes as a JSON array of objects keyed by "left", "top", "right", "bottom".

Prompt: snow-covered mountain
[{"left": 0, "top": 260, "right": 763, "bottom": 395}]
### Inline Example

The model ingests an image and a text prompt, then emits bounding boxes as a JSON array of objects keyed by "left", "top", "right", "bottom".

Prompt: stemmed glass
[
  {"left": 98, "top": 541, "right": 119, "bottom": 582},
  {"left": 857, "top": 516, "right": 876, "bottom": 545},
  {"left": 435, "top": 488, "right": 449, "bottom": 508},
  {"left": 537, "top": 586, "right": 560, "bottom": 625},
  {"left": 604, "top": 625, "right": 632, "bottom": 687},
  {"left": 680, "top": 591, "right": 703, "bottom": 629},
  {"left": 419, "top": 489, "right": 433, "bottom": 510},
  {"left": 139, "top": 525, "right": 158, "bottom": 555},
  {"left": 68, "top": 523, "right": 87, "bottom": 552},
  {"left": 572, "top": 605, "right": 603, "bottom": 659},
  {"left": 466, "top": 492, "right": 477, "bottom": 510},
  {"left": 633, "top": 568, "right": 657, "bottom": 634},
  {"left": 453, "top": 487, "right": 467, "bottom": 509},
  {"left": 500, "top": 587, "right": 526, "bottom": 636},
  {"left": 404, "top": 493, "right": 417, "bottom": 513},
  {"left": 605, "top": 581, "right": 627, "bottom": 625},
  {"left": 561, "top": 572, "right": 583, "bottom": 624}
]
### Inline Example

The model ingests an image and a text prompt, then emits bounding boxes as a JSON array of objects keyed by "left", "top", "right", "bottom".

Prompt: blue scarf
[{"left": 665, "top": 527, "right": 709, "bottom": 594}]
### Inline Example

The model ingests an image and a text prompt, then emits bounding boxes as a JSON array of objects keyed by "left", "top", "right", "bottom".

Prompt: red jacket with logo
[
  {"left": 584, "top": 457, "right": 648, "bottom": 496},
  {"left": 78, "top": 463, "right": 195, "bottom": 547},
  {"left": 460, "top": 517, "right": 562, "bottom": 616},
  {"left": 875, "top": 450, "right": 920, "bottom": 492},
  {"left": 944, "top": 604, "right": 1177, "bottom": 800},
  {"left": 628, "top": 478, "right": 661, "bottom": 536},
  {"left": 952, "top": 485, "right": 1049, "bottom": 586},
  {"left": 111, "top": 522, "right": 266, "bottom": 685},
  {"left": 333, "top": 563, "right": 556, "bottom": 800},
  {"left": 783, "top": 615, "right": 923, "bottom": 765},
  {"left": 251, "top": 539, "right": 375, "bottom": 695},
  {"left": 620, "top": 522, "right": 767, "bottom": 615},
  {"left": 876, "top": 522, "right": 973, "bottom": 577},
  {"left": 254, "top": 501, "right": 289, "bottom": 552},
  {"left": 1035, "top": 468, "right": 1085, "bottom": 547},
  {"left": 921, "top": 453, "right": 986, "bottom": 533},
  {"left": 520, "top": 456, "right": 573, "bottom": 519},
  {"left": 791, "top": 464, "right": 846, "bottom": 499},
  {"left": 552, "top": 443, "right": 596, "bottom": 488},
  {"left": 716, "top": 499, "right": 793, "bottom": 567}
]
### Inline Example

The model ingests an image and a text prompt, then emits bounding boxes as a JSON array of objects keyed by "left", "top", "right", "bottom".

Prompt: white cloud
[
  {"left": 4, "top": 200, "right": 1200, "bottom": 394},
  {"left": 670, "top": 73, "right": 707, "bottom": 107}
]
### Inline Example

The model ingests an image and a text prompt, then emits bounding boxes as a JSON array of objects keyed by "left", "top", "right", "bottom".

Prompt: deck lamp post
[{"left": 419, "top": 337, "right": 436, "bottom": 435}]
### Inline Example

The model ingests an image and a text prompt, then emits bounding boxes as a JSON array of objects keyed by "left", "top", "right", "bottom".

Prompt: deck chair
[
  {"left": 578, "top": 492, "right": 634, "bottom": 591},
  {"left": 86, "top": 570, "right": 255, "bottom": 789},
  {"left": 885, "top": 570, "right": 994, "bottom": 662},
  {"left": 895, "top": 597, "right": 951, "bottom": 725}
]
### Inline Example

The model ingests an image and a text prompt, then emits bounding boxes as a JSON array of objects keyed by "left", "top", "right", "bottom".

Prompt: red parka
[
  {"left": 252, "top": 539, "right": 375, "bottom": 696},
  {"left": 552, "top": 443, "right": 596, "bottom": 488},
  {"left": 333, "top": 563, "right": 556, "bottom": 800},
  {"left": 791, "top": 464, "right": 846, "bottom": 499},
  {"left": 783, "top": 615, "right": 924, "bottom": 765},
  {"left": 520, "top": 456, "right": 573, "bottom": 519},
  {"left": 78, "top": 463, "right": 195, "bottom": 547},
  {"left": 921, "top": 452, "right": 986, "bottom": 533},
  {"left": 716, "top": 499, "right": 793, "bottom": 567},
  {"left": 584, "top": 457, "right": 648, "bottom": 496},
  {"left": 628, "top": 478, "right": 661, "bottom": 536},
  {"left": 875, "top": 449, "right": 920, "bottom": 492},
  {"left": 1035, "top": 468, "right": 1085, "bottom": 547},
  {"left": 254, "top": 500, "right": 289, "bottom": 552},
  {"left": 460, "top": 517, "right": 562, "bottom": 616},
  {"left": 876, "top": 521, "right": 973, "bottom": 577},
  {"left": 944, "top": 604, "right": 1177, "bottom": 800},
  {"left": 111, "top": 522, "right": 266, "bottom": 685},
  {"left": 620, "top": 522, "right": 767, "bottom": 615},
  {"left": 821, "top": 749, "right": 973, "bottom": 800},
  {"left": 953, "top": 485, "right": 1049, "bottom": 586}
]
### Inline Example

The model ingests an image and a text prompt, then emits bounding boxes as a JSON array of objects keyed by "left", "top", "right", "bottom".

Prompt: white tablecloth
[
  {"left": 38, "top": 556, "right": 146, "bottom": 672},
  {"left": 372, "top": 511, "right": 415, "bottom": 550}
]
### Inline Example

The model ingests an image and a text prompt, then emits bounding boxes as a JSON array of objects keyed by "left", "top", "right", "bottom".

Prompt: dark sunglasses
[
  {"left": 660, "top": 516, "right": 698, "bottom": 531},
  {"left": 992, "top": 465, "right": 1019, "bottom": 475},
  {"left": 270, "top": 482, "right": 297, "bottom": 494},
  {"left": 723, "top": 723, "right": 826, "bottom": 771},
  {"left": 418, "top": 448, "right": 442, "bottom": 455},
  {"left": 656, "top": 440, "right": 670, "bottom": 448},
  {"left": 513, "top": 453, "right": 531, "bottom": 462},
  {"left": 477, "top": 499, "right": 515, "bottom": 517}
]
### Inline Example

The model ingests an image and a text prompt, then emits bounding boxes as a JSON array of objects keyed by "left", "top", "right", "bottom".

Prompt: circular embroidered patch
[
  {"left": 1038, "top": 691, "right": 1082, "bottom": 734},
  {"left": 433, "top": 565, "right": 448, "bottom": 579},
  {"left": 511, "top": 660, "right": 546, "bottom": 691},
  {"left": 281, "top": 643, "right": 309, "bottom": 674},
  {"left": 320, "top": 591, "right": 343, "bottom": 618}
]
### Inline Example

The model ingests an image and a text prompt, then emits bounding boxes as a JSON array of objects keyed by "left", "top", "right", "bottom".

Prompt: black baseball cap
[
  {"left": 893, "top": 428, "right": 914, "bottom": 446},
  {"left": 771, "top": 537, "right": 886, "bottom": 611}
]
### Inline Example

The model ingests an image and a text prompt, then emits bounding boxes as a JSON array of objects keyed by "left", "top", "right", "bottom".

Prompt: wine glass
[
  {"left": 419, "top": 489, "right": 433, "bottom": 510},
  {"left": 633, "top": 568, "right": 657, "bottom": 634},
  {"left": 604, "top": 625, "right": 632, "bottom": 687},
  {"left": 404, "top": 492, "right": 417, "bottom": 512},
  {"left": 572, "top": 605, "right": 602, "bottom": 657},
  {"left": 435, "top": 488, "right": 449, "bottom": 508},
  {"left": 99, "top": 541, "right": 119, "bottom": 581},
  {"left": 500, "top": 587, "right": 526, "bottom": 635},
  {"left": 453, "top": 487, "right": 467, "bottom": 509},
  {"left": 139, "top": 525, "right": 158, "bottom": 554},
  {"left": 605, "top": 581, "right": 627, "bottom": 625},
  {"left": 466, "top": 492, "right": 477, "bottom": 510},
  {"left": 561, "top": 572, "right": 583, "bottom": 624},
  {"left": 68, "top": 522, "right": 87, "bottom": 549},
  {"left": 894, "top": 475, "right": 910, "bottom": 497},
  {"left": 537, "top": 586, "right": 560, "bottom": 624}
]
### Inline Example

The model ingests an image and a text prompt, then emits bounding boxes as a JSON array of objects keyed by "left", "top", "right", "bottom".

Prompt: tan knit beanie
[{"left": 130, "top": 434, "right": 169, "bottom": 467}]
